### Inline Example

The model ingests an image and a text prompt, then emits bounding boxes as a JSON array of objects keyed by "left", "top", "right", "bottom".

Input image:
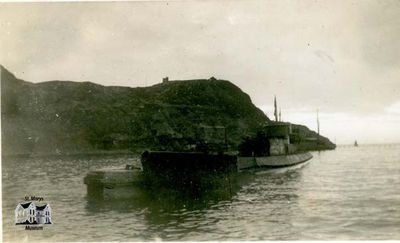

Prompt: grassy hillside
[
  {"left": 1, "top": 66, "right": 270, "bottom": 155},
  {"left": 1, "top": 65, "right": 335, "bottom": 156}
]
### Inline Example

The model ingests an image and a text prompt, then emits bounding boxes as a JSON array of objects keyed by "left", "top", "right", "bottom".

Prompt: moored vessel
[
  {"left": 84, "top": 123, "right": 313, "bottom": 195},
  {"left": 237, "top": 122, "right": 313, "bottom": 171}
]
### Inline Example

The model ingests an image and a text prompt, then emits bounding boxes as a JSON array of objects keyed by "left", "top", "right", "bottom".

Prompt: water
[{"left": 3, "top": 144, "right": 400, "bottom": 241}]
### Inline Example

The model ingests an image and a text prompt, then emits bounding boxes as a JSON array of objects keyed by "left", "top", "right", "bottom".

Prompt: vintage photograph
[{"left": 1, "top": 0, "right": 399, "bottom": 241}]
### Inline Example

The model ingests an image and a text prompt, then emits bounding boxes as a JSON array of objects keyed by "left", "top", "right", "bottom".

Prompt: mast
[
  {"left": 279, "top": 107, "right": 282, "bottom": 122},
  {"left": 274, "top": 95, "right": 278, "bottom": 122},
  {"left": 317, "top": 109, "right": 320, "bottom": 136}
]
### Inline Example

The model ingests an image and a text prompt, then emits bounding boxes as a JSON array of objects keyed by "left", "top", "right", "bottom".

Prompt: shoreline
[
  {"left": 1, "top": 146, "right": 338, "bottom": 159},
  {"left": 1, "top": 149, "right": 140, "bottom": 159}
]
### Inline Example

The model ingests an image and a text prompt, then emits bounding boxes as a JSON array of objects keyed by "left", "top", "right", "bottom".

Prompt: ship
[
  {"left": 84, "top": 125, "right": 236, "bottom": 197},
  {"left": 236, "top": 122, "right": 312, "bottom": 171},
  {"left": 84, "top": 123, "right": 312, "bottom": 197}
]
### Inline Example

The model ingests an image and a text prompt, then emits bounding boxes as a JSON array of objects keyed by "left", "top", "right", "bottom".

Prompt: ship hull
[
  {"left": 237, "top": 152, "right": 313, "bottom": 171},
  {"left": 140, "top": 151, "right": 237, "bottom": 191},
  {"left": 84, "top": 151, "right": 313, "bottom": 196}
]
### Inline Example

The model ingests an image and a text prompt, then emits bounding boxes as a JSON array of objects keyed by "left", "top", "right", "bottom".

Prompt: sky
[{"left": 1, "top": 0, "right": 399, "bottom": 145}]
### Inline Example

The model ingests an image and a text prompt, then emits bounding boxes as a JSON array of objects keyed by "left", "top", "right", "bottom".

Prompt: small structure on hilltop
[{"left": 162, "top": 77, "right": 169, "bottom": 83}]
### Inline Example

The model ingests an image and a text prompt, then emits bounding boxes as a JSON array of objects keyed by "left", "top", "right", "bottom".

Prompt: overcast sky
[{"left": 1, "top": 0, "right": 399, "bottom": 144}]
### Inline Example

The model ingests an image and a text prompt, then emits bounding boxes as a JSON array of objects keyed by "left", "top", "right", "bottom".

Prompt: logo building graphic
[{"left": 15, "top": 202, "right": 52, "bottom": 225}]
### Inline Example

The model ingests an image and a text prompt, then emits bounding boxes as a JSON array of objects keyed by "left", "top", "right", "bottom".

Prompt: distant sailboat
[{"left": 354, "top": 140, "right": 358, "bottom": 147}]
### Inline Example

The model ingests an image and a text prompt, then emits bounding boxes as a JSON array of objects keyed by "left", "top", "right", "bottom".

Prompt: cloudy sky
[{"left": 1, "top": 0, "right": 399, "bottom": 144}]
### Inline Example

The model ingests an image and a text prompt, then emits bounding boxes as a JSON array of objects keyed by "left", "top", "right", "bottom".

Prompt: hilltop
[{"left": 1, "top": 66, "right": 335, "bottom": 156}]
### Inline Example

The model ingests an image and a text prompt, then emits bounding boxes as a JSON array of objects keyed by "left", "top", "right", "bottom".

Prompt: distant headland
[{"left": 1, "top": 65, "right": 335, "bottom": 156}]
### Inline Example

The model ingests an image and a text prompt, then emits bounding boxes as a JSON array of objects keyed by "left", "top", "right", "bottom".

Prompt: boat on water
[
  {"left": 83, "top": 152, "right": 237, "bottom": 197},
  {"left": 84, "top": 123, "right": 312, "bottom": 196},
  {"left": 354, "top": 140, "right": 358, "bottom": 147},
  {"left": 237, "top": 122, "right": 312, "bottom": 171}
]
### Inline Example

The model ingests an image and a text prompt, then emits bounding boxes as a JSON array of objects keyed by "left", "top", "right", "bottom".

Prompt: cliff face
[
  {"left": 1, "top": 66, "right": 269, "bottom": 155},
  {"left": 1, "top": 66, "right": 334, "bottom": 156},
  {"left": 291, "top": 124, "right": 336, "bottom": 151}
]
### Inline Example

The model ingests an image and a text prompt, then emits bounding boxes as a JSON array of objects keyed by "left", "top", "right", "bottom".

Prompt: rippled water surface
[{"left": 3, "top": 144, "right": 400, "bottom": 241}]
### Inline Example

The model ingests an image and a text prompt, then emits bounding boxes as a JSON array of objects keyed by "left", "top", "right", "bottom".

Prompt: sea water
[{"left": 3, "top": 144, "right": 400, "bottom": 241}]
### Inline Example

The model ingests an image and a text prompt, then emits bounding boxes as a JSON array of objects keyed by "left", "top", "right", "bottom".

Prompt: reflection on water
[
  {"left": 83, "top": 166, "right": 305, "bottom": 241},
  {"left": 3, "top": 145, "right": 400, "bottom": 241},
  {"left": 85, "top": 176, "right": 237, "bottom": 212}
]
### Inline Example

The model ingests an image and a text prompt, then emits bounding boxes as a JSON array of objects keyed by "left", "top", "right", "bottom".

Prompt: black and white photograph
[{"left": 1, "top": 0, "right": 400, "bottom": 241}]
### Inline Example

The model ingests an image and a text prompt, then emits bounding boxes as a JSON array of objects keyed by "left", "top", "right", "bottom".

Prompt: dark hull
[
  {"left": 140, "top": 151, "right": 237, "bottom": 190},
  {"left": 84, "top": 151, "right": 313, "bottom": 196}
]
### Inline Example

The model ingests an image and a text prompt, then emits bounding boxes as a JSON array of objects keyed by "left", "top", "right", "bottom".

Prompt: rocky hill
[{"left": 1, "top": 65, "right": 335, "bottom": 156}]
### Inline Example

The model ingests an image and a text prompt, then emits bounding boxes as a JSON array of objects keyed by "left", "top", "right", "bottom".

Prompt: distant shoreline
[
  {"left": 335, "top": 143, "right": 400, "bottom": 147},
  {"left": 1, "top": 149, "right": 140, "bottom": 159}
]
